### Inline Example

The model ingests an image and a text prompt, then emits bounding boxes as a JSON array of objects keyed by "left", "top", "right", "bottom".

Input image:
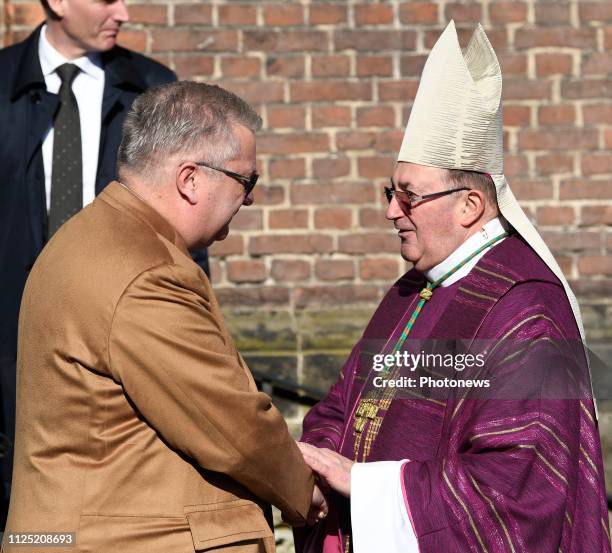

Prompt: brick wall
[{"left": 2, "top": 0, "right": 611, "bottom": 538}]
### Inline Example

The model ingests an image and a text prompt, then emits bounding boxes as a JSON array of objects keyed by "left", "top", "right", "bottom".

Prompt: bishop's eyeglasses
[{"left": 197, "top": 161, "right": 259, "bottom": 197}]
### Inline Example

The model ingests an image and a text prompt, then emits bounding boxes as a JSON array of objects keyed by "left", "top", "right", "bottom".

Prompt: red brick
[
  {"left": 399, "top": 3, "right": 438, "bottom": 24},
  {"left": 359, "top": 207, "right": 390, "bottom": 229},
  {"left": 605, "top": 129, "right": 612, "bottom": 149},
  {"left": 309, "top": 4, "right": 347, "bottom": 25},
  {"left": 511, "top": 179, "right": 554, "bottom": 200},
  {"left": 269, "top": 209, "right": 309, "bottom": 229},
  {"left": 209, "top": 260, "right": 223, "bottom": 284},
  {"left": 564, "top": 79, "right": 612, "bottom": 100},
  {"left": 216, "top": 286, "right": 289, "bottom": 307},
  {"left": 536, "top": 207, "right": 575, "bottom": 226},
  {"left": 490, "top": 2, "right": 527, "bottom": 23},
  {"left": 227, "top": 260, "right": 267, "bottom": 283},
  {"left": 245, "top": 31, "right": 327, "bottom": 52},
  {"left": 259, "top": 133, "right": 329, "bottom": 155},
  {"left": 515, "top": 28, "right": 596, "bottom": 49},
  {"left": 231, "top": 209, "right": 263, "bottom": 231},
  {"left": 208, "top": 235, "right": 244, "bottom": 256},
  {"left": 498, "top": 53, "right": 527, "bottom": 76},
  {"left": 357, "top": 106, "right": 396, "bottom": 128},
  {"left": 560, "top": 179, "right": 612, "bottom": 200},
  {"left": 374, "top": 131, "right": 403, "bottom": 153},
  {"left": 117, "top": 30, "right": 147, "bottom": 52},
  {"left": 582, "top": 154, "right": 612, "bottom": 176},
  {"left": 269, "top": 159, "right": 305, "bottom": 180},
  {"left": 541, "top": 230, "right": 601, "bottom": 253},
  {"left": 605, "top": 28, "right": 612, "bottom": 49},
  {"left": 354, "top": 4, "right": 394, "bottom": 25},
  {"left": 360, "top": 258, "right": 400, "bottom": 280},
  {"left": 312, "top": 55, "right": 350, "bottom": 78},
  {"left": 535, "top": 54, "right": 572, "bottom": 77},
  {"left": 175, "top": 4, "right": 212, "bottom": 25},
  {"left": 400, "top": 54, "right": 428, "bottom": 76},
  {"left": 221, "top": 57, "right": 261, "bottom": 78},
  {"left": 266, "top": 56, "right": 305, "bottom": 78},
  {"left": 538, "top": 105, "right": 576, "bottom": 126},
  {"left": 357, "top": 56, "right": 393, "bottom": 77},
  {"left": 291, "top": 82, "right": 371, "bottom": 102},
  {"left": 503, "top": 79, "right": 552, "bottom": 101},
  {"left": 314, "top": 208, "right": 353, "bottom": 229},
  {"left": 582, "top": 53, "right": 612, "bottom": 76},
  {"left": 174, "top": 55, "right": 214, "bottom": 78},
  {"left": 503, "top": 105, "right": 530, "bottom": 126},
  {"left": 378, "top": 80, "right": 420, "bottom": 101},
  {"left": 127, "top": 4, "right": 166, "bottom": 25},
  {"left": 518, "top": 129, "right": 598, "bottom": 151},
  {"left": 313, "top": 159, "right": 351, "bottom": 179},
  {"left": 312, "top": 106, "right": 352, "bottom": 128},
  {"left": 267, "top": 105, "right": 306, "bottom": 129},
  {"left": 293, "top": 285, "right": 380, "bottom": 308},
  {"left": 218, "top": 4, "right": 256, "bottom": 25},
  {"left": 578, "top": 257, "right": 612, "bottom": 276},
  {"left": 338, "top": 233, "right": 397, "bottom": 254},
  {"left": 583, "top": 104, "right": 612, "bottom": 125},
  {"left": 336, "top": 131, "right": 376, "bottom": 151},
  {"left": 263, "top": 4, "right": 304, "bottom": 26},
  {"left": 358, "top": 156, "right": 394, "bottom": 179},
  {"left": 291, "top": 182, "right": 375, "bottom": 205},
  {"left": 445, "top": 3, "right": 482, "bottom": 22},
  {"left": 315, "top": 260, "right": 354, "bottom": 281},
  {"left": 271, "top": 260, "right": 310, "bottom": 282},
  {"left": 581, "top": 206, "right": 612, "bottom": 225},
  {"left": 7, "top": 2, "right": 44, "bottom": 26},
  {"left": 224, "top": 82, "right": 284, "bottom": 104},
  {"left": 535, "top": 3, "right": 570, "bottom": 25},
  {"left": 335, "top": 30, "right": 416, "bottom": 52},
  {"left": 249, "top": 235, "right": 333, "bottom": 255},
  {"left": 505, "top": 155, "right": 529, "bottom": 178},
  {"left": 151, "top": 29, "right": 237, "bottom": 52},
  {"left": 253, "top": 185, "right": 285, "bottom": 205},
  {"left": 536, "top": 154, "right": 574, "bottom": 176},
  {"left": 580, "top": 3, "right": 612, "bottom": 22}
]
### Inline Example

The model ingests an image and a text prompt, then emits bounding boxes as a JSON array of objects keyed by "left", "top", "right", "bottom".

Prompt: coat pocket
[{"left": 184, "top": 499, "right": 273, "bottom": 551}]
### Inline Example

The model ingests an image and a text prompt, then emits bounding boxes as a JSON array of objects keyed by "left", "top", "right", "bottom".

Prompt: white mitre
[{"left": 398, "top": 20, "right": 585, "bottom": 341}]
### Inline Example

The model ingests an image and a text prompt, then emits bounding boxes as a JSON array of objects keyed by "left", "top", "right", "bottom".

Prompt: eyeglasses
[
  {"left": 384, "top": 184, "right": 471, "bottom": 210},
  {"left": 196, "top": 161, "right": 259, "bottom": 197}
]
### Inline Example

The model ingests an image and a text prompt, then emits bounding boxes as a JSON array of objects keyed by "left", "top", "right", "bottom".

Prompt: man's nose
[
  {"left": 385, "top": 195, "right": 403, "bottom": 220},
  {"left": 113, "top": 0, "right": 130, "bottom": 23},
  {"left": 243, "top": 192, "right": 254, "bottom": 206}
]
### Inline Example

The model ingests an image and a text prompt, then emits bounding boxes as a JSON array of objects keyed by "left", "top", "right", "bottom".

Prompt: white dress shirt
[
  {"left": 350, "top": 217, "right": 507, "bottom": 553},
  {"left": 38, "top": 24, "right": 105, "bottom": 211}
]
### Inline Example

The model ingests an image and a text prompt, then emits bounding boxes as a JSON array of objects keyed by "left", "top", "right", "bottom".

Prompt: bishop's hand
[{"left": 297, "top": 442, "right": 353, "bottom": 498}]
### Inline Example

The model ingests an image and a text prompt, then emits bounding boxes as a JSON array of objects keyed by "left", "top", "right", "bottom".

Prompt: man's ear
[
  {"left": 175, "top": 163, "right": 199, "bottom": 205},
  {"left": 459, "top": 189, "right": 486, "bottom": 228},
  {"left": 46, "top": 0, "right": 65, "bottom": 18}
]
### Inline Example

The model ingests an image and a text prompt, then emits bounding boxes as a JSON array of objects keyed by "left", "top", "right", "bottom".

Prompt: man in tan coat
[{"left": 4, "top": 82, "right": 320, "bottom": 553}]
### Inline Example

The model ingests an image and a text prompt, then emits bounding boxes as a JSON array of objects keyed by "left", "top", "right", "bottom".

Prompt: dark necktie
[{"left": 49, "top": 63, "right": 82, "bottom": 236}]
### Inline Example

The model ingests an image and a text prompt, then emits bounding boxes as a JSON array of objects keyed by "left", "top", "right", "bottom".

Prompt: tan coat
[{"left": 4, "top": 182, "right": 313, "bottom": 553}]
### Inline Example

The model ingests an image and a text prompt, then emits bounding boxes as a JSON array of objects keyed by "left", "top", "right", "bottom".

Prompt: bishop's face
[{"left": 386, "top": 162, "right": 469, "bottom": 272}]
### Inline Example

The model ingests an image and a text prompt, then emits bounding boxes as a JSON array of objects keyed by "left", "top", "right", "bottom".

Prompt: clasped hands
[{"left": 297, "top": 441, "right": 354, "bottom": 525}]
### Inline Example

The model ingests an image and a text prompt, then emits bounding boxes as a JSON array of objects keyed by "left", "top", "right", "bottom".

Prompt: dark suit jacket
[
  {"left": 5, "top": 181, "right": 313, "bottom": 552},
  {"left": 0, "top": 27, "right": 207, "bottom": 500}
]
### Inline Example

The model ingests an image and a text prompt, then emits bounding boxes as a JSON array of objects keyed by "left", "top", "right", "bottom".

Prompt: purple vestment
[{"left": 299, "top": 236, "right": 611, "bottom": 552}]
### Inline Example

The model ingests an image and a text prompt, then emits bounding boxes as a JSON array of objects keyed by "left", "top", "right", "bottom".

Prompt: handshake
[{"left": 295, "top": 442, "right": 354, "bottom": 526}]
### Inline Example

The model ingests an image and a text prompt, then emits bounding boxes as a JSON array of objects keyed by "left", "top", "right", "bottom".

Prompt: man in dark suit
[{"left": 0, "top": 0, "right": 206, "bottom": 522}]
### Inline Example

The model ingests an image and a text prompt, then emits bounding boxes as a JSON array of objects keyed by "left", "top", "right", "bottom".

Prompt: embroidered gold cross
[{"left": 354, "top": 398, "right": 379, "bottom": 433}]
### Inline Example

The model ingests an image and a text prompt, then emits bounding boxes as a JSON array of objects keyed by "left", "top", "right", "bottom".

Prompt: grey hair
[
  {"left": 444, "top": 169, "right": 499, "bottom": 213},
  {"left": 118, "top": 81, "right": 262, "bottom": 179}
]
